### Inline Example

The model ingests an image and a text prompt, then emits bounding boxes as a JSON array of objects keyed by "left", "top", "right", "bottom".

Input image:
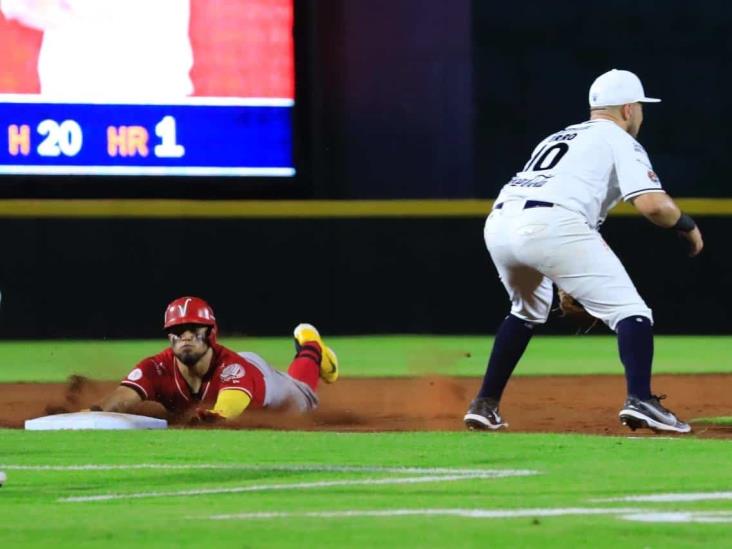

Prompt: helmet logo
[
  {"left": 164, "top": 297, "right": 216, "bottom": 336},
  {"left": 176, "top": 298, "right": 193, "bottom": 316}
]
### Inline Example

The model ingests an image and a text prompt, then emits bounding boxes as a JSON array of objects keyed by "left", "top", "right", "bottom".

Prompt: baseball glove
[{"left": 556, "top": 289, "right": 599, "bottom": 334}]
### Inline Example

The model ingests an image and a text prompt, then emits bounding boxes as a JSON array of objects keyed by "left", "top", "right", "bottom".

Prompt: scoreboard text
[{"left": 0, "top": 100, "right": 294, "bottom": 176}]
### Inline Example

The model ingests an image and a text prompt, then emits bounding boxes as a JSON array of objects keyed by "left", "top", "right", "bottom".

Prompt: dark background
[
  {"left": 0, "top": 215, "right": 726, "bottom": 338},
  {"left": 471, "top": 0, "right": 730, "bottom": 199},
  {"left": 0, "top": 0, "right": 729, "bottom": 337}
]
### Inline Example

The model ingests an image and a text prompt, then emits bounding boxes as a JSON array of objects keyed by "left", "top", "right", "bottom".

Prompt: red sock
[{"left": 288, "top": 342, "right": 321, "bottom": 391}]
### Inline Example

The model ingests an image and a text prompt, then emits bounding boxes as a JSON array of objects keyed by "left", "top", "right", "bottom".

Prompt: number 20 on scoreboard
[{"left": 7, "top": 116, "right": 185, "bottom": 159}]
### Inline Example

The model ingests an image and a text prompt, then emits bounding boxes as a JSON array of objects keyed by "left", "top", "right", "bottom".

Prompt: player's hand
[
  {"left": 194, "top": 408, "right": 224, "bottom": 424},
  {"left": 679, "top": 226, "right": 703, "bottom": 257},
  {"left": 80, "top": 405, "right": 102, "bottom": 412}
]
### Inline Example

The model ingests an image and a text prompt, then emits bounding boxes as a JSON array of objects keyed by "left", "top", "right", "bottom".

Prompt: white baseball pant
[{"left": 484, "top": 199, "right": 652, "bottom": 331}]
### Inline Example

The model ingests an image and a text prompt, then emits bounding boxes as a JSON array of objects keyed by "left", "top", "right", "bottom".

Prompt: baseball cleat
[
  {"left": 618, "top": 394, "right": 691, "bottom": 434},
  {"left": 464, "top": 397, "right": 508, "bottom": 431},
  {"left": 293, "top": 323, "right": 339, "bottom": 383}
]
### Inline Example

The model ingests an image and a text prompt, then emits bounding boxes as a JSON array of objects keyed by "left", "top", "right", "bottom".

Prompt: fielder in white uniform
[{"left": 464, "top": 69, "right": 703, "bottom": 434}]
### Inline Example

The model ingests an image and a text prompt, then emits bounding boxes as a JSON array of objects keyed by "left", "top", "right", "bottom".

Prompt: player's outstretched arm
[
  {"left": 199, "top": 388, "right": 252, "bottom": 421},
  {"left": 631, "top": 192, "right": 704, "bottom": 257},
  {"left": 95, "top": 385, "right": 142, "bottom": 413}
]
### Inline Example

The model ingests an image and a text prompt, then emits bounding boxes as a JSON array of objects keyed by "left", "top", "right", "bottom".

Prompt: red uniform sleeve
[
  {"left": 216, "top": 363, "right": 256, "bottom": 401},
  {"left": 120, "top": 358, "right": 161, "bottom": 401}
]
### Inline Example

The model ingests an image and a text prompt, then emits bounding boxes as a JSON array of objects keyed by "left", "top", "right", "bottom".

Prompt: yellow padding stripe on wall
[{"left": 0, "top": 198, "right": 729, "bottom": 218}]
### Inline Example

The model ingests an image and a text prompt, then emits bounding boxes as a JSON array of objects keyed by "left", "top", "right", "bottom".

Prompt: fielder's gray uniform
[{"left": 487, "top": 119, "right": 663, "bottom": 331}]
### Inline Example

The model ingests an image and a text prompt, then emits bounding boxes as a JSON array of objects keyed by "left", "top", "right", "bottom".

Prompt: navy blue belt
[{"left": 494, "top": 200, "right": 554, "bottom": 210}]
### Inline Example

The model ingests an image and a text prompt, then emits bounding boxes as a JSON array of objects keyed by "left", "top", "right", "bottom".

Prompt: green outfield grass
[
  {"left": 3, "top": 336, "right": 732, "bottom": 547},
  {"left": 691, "top": 417, "right": 732, "bottom": 426},
  {"left": 0, "top": 335, "right": 730, "bottom": 382},
  {"left": 1, "top": 430, "right": 732, "bottom": 548}
]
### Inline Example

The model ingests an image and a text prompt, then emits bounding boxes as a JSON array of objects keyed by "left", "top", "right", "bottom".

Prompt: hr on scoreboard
[
  {"left": 7, "top": 115, "right": 185, "bottom": 159},
  {"left": 0, "top": 99, "right": 293, "bottom": 176}
]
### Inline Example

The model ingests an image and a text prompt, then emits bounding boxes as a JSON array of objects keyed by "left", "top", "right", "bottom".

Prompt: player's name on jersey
[{"left": 548, "top": 132, "right": 577, "bottom": 142}]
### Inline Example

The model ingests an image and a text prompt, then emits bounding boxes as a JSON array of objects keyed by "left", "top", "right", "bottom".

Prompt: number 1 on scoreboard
[{"left": 154, "top": 116, "right": 185, "bottom": 158}]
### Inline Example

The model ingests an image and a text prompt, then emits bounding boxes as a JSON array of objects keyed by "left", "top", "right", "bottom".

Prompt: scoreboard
[
  {"left": 0, "top": 97, "right": 294, "bottom": 176},
  {"left": 0, "top": 0, "right": 295, "bottom": 178}
]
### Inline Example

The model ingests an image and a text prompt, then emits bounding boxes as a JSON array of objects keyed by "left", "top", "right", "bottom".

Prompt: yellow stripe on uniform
[
  {"left": 0, "top": 198, "right": 729, "bottom": 218},
  {"left": 210, "top": 388, "right": 251, "bottom": 419}
]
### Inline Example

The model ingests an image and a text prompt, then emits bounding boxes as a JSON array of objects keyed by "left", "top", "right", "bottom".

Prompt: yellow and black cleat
[{"left": 293, "top": 323, "right": 339, "bottom": 383}]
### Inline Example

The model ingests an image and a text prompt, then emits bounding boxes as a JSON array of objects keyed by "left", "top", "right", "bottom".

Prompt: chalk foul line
[
  {"left": 201, "top": 508, "right": 732, "bottom": 524},
  {"left": 11, "top": 461, "right": 732, "bottom": 524},
  {"left": 594, "top": 491, "right": 732, "bottom": 503},
  {"left": 205, "top": 507, "right": 645, "bottom": 521},
  {"left": 57, "top": 467, "right": 537, "bottom": 503}
]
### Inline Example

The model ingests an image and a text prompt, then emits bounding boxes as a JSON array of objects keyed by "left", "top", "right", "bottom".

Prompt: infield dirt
[{"left": 1, "top": 374, "right": 730, "bottom": 437}]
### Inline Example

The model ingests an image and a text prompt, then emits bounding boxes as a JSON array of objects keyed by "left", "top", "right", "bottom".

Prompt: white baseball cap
[{"left": 588, "top": 69, "right": 660, "bottom": 107}]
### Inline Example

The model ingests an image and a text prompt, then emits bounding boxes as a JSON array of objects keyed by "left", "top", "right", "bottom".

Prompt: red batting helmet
[{"left": 163, "top": 296, "right": 218, "bottom": 344}]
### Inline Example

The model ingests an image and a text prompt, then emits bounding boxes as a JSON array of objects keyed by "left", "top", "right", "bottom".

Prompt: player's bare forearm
[
  {"left": 632, "top": 192, "right": 703, "bottom": 256},
  {"left": 631, "top": 192, "right": 682, "bottom": 227},
  {"left": 97, "top": 385, "right": 142, "bottom": 413}
]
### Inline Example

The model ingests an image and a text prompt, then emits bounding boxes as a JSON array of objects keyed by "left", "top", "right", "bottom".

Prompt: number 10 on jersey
[{"left": 523, "top": 132, "right": 576, "bottom": 172}]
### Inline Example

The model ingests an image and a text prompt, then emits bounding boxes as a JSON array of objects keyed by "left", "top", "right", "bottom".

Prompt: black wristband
[{"left": 671, "top": 213, "right": 696, "bottom": 232}]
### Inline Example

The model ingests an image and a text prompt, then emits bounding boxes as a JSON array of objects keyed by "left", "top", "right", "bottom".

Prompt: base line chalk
[
  {"left": 595, "top": 491, "right": 732, "bottom": 503},
  {"left": 59, "top": 469, "right": 537, "bottom": 503}
]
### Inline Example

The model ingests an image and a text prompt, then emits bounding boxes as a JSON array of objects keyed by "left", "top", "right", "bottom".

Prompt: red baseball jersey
[{"left": 120, "top": 343, "right": 266, "bottom": 412}]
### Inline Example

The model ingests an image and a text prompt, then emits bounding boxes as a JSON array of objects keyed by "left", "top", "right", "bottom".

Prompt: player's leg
[
  {"left": 616, "top": 315, "right": 689, "bottom": 432},
  {"left": 293, "top": 324, "right": 339, "bottom": 384},
  {"left": 465, "top": 214, "right": 553, "bottom": 430},
  {"left": 287, "top": 339, "right": 322, "bottom": 391},
  {"left": 465, "top": 274, "right": 552, "bottom": 431},
  {"left": 238, "top": 352, "right": 319, "bottom": 412},
  {"left": 542, "top": 225, "right": 654, "bottom": 394},
  {"left": 476, "top": 268, "right": 552, "bottom": 400},
  {"left": 538, "top": 212, "right": 688, "bottom": 432},
  {"left": 269, "top": 369, "right": 320, "bottom": 413}
]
